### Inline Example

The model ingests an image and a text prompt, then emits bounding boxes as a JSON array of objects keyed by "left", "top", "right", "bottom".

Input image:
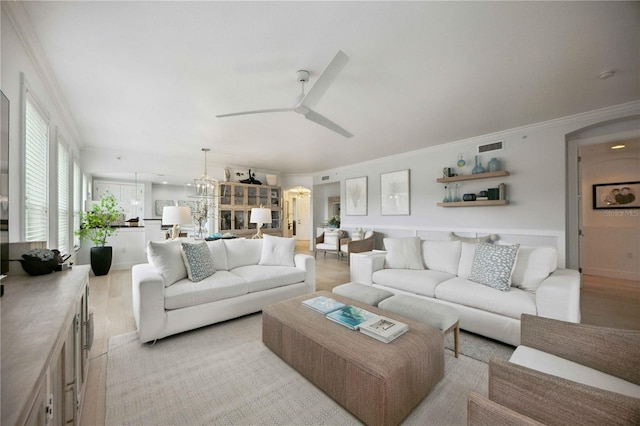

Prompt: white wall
[{"left": 305, "top": 102, "right": 639, "bottom": 268}]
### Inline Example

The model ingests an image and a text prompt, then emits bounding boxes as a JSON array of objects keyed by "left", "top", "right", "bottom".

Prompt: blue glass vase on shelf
[
  {"left": 488, "top": 157, "right": 500, "bottom": 172},
  {"left": 472, "top": 155, "right": 485, "bottom": 174}
]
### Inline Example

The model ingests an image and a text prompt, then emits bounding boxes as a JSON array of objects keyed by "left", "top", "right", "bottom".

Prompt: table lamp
[
  {"left": 250, "top": 207, "right": 272, "bottom": 239},
  {"left": 162, "top": 206, "right": 191, "bottom": 239}
]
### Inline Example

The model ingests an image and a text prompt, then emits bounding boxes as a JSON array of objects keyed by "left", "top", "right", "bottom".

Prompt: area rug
[{"left": 106, "top": 313, "right": 491, "bottom": 425}]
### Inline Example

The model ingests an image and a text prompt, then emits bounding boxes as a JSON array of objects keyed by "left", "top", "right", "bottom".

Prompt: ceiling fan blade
[
  {"left": 298, "top": 50, "right": 349, "bottom": 109},
  {"left": 216, "top": 107, "right": 293, "bottom": 118},
  {"left": 303, "top": 109, "right": 353, "bottom": 138}
]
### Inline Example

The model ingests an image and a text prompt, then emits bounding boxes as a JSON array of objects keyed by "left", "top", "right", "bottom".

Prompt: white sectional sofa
[
  {"left": 350, "top": 236, "right": 581, "bottom": 346},
  {"left": 132, "top": 235, "right": 315, "bottom": 343}
]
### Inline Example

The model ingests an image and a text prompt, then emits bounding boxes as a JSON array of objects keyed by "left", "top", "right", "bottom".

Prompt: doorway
[{"left": 285, "top": 187, "right": 311, "bottom": 242}]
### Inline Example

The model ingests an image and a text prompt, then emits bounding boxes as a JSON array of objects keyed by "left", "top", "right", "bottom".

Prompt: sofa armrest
[
  {"left": 294, "top": 253, "right": 316, "bottom": 293},
  {"left": 488, "top": 358, "right": 640, "bottom": 425},
  {"left": 131, "top": 263, "right": 168, "bottom": 343},
  {"left": 349, "top": 251, "right": 386, "bottom": 284},
  {"left": 535, "top": 268, "right": 581, "bottom": 322},
  {"left": 520, "top": 314, "right": 640, "bottom": 385},
  {"left": 468, "top": 392, "right": 544, "bottom": 426}
]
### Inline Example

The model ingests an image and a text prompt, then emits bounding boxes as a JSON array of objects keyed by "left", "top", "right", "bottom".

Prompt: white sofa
[
  {"left": 350, "top": 236, "right": 581, "bottom": 346},
  {"left": 132, "top": 235, "right": 315, "bottom": 343}
]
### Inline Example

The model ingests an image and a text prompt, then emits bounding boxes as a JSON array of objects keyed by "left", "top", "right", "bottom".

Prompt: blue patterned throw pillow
[
  {"left": 469, "top": 242, "right": 520, "bottom": 291},
  {"left": 181, "top": 242, "right": 216, "bottom": 282}
]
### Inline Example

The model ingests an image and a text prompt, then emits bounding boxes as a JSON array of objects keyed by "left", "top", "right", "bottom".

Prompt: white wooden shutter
[
  {"left": 58, "top": 141, "right": 70, "bottom": 254},
  {"left": 73, "top": 160, "right": 81, "bottom": 249},
  {"left": 24, "top": 94, "right": 49, "bottom": 242}
]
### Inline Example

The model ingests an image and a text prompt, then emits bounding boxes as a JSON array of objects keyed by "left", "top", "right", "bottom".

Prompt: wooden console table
[{"left": 1, "top": 265, "right": 91, "bottom": 425}]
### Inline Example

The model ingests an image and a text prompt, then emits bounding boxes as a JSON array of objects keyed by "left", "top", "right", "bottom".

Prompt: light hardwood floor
[{"left": 79, "top": 242, "right": 639, "bottom": 425}]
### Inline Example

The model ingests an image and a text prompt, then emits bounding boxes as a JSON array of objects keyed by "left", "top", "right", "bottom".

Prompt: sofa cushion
[
  {"left": 457, "top": 242, "right": 477, "bottom": 279},
  {"left": 383, "top": 237, "right": 424, "bottom": 270},
  {"left": 372, "top": 268, "right": 455, "bottom": 298},
  {"left": 231, "top": 265, "right": 306, "bottom": 292},
  {"left": 510, "top": 346, "right": 640, "bottom": 398},
  {"left": 421, "top": 240, "right": 461, "bottom": 275},
  {"left": 147, "top": 239, "right": 188, "bottom": 287},
  {"left": 351, "top": 228, "right": 364, "bottom": 241},
  {"left": 435, "top": 277, "right": 536, "bottom": 319},
  {"left": 181, "top": 241, "right": 216, "bottom": 282},
  {"left": 206, "top": 239, "right": 229, "bottom": 271},
  {"left": 164, "top": 271, "right": 248, "bottom": 310},
  {"left": 497, "top": 243, "right": 558, "bottom": 292},
  {"left": 224, "top": 238, "right": 263, "bottom": 270},
  {"left": 259, "top": 234, "right": 295, "bottom": 267},
  {"left": 469, "top": 242, "right": 520, "bottom": 291}
]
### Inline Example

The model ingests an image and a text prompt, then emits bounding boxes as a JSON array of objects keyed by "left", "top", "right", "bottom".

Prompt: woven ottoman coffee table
[{"left": 262, "top": 291, "right": 444, "bottom": 426}]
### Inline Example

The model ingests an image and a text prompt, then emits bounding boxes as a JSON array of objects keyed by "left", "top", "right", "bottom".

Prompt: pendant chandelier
[{"left": 191, "top": 148, "right": 217, "bottom": 198}]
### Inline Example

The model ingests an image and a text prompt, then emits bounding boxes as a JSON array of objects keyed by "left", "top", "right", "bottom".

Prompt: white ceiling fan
[{"left": 216, "top": 50, "right": 353, "bottom": 138}]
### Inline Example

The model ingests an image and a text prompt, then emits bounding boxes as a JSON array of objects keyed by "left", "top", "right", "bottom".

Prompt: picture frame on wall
[
  {"left": 345, "top": 177, "right": 367, "bottom": 216},
  {"left": 154, "top": 200, "right": 176, "bottom": 216},
  {"left": 380, "top": 170, "right": 410, "bottom": 215},
  {"left": 592, "top": 181, "right": 640, "bottom": 209}
]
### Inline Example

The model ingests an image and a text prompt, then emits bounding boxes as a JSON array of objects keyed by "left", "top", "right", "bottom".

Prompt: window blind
[
  {"left": 24, "top": 95, "right": 49, "bottom": 242},
  {"left": 58, "top": 141, "right": 70, "bottom": 254},
  {"left": 73, "top": 160, "right": 81, "bottom": 249}
]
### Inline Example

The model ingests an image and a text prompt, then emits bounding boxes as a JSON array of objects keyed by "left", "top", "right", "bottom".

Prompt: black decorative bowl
[{"left": 20, "top": 259, "right": 58, "bottom": 276}]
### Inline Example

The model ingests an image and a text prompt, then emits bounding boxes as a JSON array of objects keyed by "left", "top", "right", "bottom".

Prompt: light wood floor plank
[{"left": 78, "top": 243, "right": 639, "bottom": 425}]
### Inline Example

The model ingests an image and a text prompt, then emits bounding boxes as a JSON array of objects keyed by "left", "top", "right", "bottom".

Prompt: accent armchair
[
  {"left": 339, "top": 230, "right": 375, "bottom": 265},
  {"left": 314, "top": 229, "right": 345, "bottom": 259},
  {"left": 468, "top": 314, "right": 640, "bottom": 425}
]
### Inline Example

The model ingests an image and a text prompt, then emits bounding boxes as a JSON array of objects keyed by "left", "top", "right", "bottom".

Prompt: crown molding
[{"left": 2, "top": 0, "right": 84, "bottom": 151}]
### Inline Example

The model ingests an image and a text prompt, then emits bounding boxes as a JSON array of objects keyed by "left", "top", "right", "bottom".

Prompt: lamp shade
[
  {"left": 250, "top": 207, "right": 272, "bottom": 225},
  {"left": 162, "top": 206, "right": 192, "bottom": 225}
]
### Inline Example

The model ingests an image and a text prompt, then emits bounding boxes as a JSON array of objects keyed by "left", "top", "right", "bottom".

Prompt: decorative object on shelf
[
  {"left": 463, "top": 193, "right": 477, "bottom": 201},
  {"left": 240, "top": 169, "right": 262, "bottom": 185},
  {"left": 345, "top": 176, "right": 367, "bottom": 215},
  {"left": 327, "top": 215, "right": 341, "bottom": 228},
  {"left": 443, "top": 185, "right": 451, "bottom": 203},
  {"left": 18, "top": 248, "right": 65, "bottom": 276},
  {"left": 499, "top": 183, "right": 507, "bottom": 201},
  {"left": 442, "top": 167, "right": 453, "bottom": 178},
  {"left": 453, "top": 184, "right": 462, "bottom": 202},
  {"left": 224, "top": 168, "right": 230, "bottom": 182},
  {"left": 457, "top": 153, "right": 466, "bottom": 168},
  {"left": 250, "top": 206, "right": 272, "bottom": 238},
  {"left": 592, "top": 181, "right": 639, "bottom": 209},
  {"left": 472, "top": 155, "right": 485, "bottom": 174},
  {"left": 381, "top": 169, "right": 410, "bottom": 215},
  {"left": 266, "top": 174, "right": 278, "bottom": 186},
  {"left": 76, "top": 192, "right": 124, "bottom": 276},
  {"left": 162, "top": 205, "right": 192, "bottom": 240},
  {"left": 488, "top": 157, "right": 500, "bottom": 172},
  {"left": 487, "top": 188, "right": 499, "bottom": 200}
]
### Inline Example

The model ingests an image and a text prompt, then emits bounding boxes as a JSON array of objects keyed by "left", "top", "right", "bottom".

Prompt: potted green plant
[
  {"left": 327, "top": 215, "right": 340, "bottom": 228},
  {"left": 75, "top": 192, "right": 123, "bottom": 276}
]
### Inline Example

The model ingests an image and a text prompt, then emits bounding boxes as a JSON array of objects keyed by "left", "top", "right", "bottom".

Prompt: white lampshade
[
  {"left": 250, "top": 207, "right": 272, "bottom": 225},
  {"left": 162, "top": 206, "right": 192, "bottom": 225}
]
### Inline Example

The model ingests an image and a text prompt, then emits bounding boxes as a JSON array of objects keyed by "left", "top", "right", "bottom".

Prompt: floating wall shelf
[
  {"left": 437, "top": 170, "right": 509, "bottom": 183},
  {"left": 437, "top": 200, "right": 509, "bottom": 207}
]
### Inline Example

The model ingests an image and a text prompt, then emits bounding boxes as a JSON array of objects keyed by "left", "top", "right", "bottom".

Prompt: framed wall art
[
  {"left": 380, "top": 170, "right": 410, "bottom": 215},
  {"left": 154, "top": 199, "right": 176, "bottom": 216},
  {"left": 592, "top": 181, "right": 639, "bottom": 209},
  {"left": 345, "top": 176, "right": 367, "bottom": 215}
]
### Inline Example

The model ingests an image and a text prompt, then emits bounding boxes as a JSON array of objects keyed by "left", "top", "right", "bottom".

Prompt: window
[
  {"left": 73, "top": 160, "right": 81, "bottom": 249},
  {"left": 24, "top": 93, "right": 49, "bottom": 242},
  {"left": 58, "top": 140, "right": 70, "bottom": 254}
]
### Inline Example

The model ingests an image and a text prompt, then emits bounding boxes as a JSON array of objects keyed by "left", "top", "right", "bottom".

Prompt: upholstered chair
[
  {"left": 340, "top": 230, "right": 375, "bottom": 265},
  {"left": 314, "top": 229, "right": 345, "bottom": 259},
  {"left": 468, "top": 314, "right": 640, "bottom": 425}
]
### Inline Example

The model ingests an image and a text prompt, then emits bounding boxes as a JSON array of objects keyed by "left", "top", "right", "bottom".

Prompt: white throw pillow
[
  {"left": 503, "top": 244, "right": 558, "bottom": 292},
  {"left": 206, "top": 239, "right": 229, "bottom": 271},
  {"left": 421, "top": 240, "right": 461, "bottom": 275},
  {"left": 351, "top": 228, "right": 364, "bottom": 241},
  {"left": 259, "top": 234, "right": 296, "bottom": 267},
  {"left": 181, "top": 241, "right": 216, "bottom": 282},
  {"left": 224, "top": 238, "right": 263, "bottom": 269},
  {"left": 323, "top": 230, "right": 341, "bottom": 246},
  {"left": 457, "top": 242, "right": 477, "bottom": 278},
  {"left": 364, "top": 230, "right": 374, "bottom": 239},
  {"left": 147, "top": 239, "right": 188, "bottom": 287},
  {"left": 469, "top": 242, "right": 520, "bottom": 291},
  {"left": 383, "top": 237, "right": 424, "bottom": 270}
]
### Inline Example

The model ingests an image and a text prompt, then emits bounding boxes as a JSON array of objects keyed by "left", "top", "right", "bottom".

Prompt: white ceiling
[{"left": 19, "top": 1, "right": 640, "bottom": 176}]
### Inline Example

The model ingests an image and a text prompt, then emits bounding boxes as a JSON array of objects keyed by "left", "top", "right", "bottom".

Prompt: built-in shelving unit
[{"left": 437, "top": 170, "right": 510, "bottom": 207}]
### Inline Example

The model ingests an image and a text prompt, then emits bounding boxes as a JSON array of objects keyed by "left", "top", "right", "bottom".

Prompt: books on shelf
[
  {"left": 359, "top": 315, "right": 409, "bottom": 343},
  {"left": 302, "top": 296, "right": 346, "bottom": 314},
  {"left": 325, "top": 305, "right": 377, "bottom": 330}
]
